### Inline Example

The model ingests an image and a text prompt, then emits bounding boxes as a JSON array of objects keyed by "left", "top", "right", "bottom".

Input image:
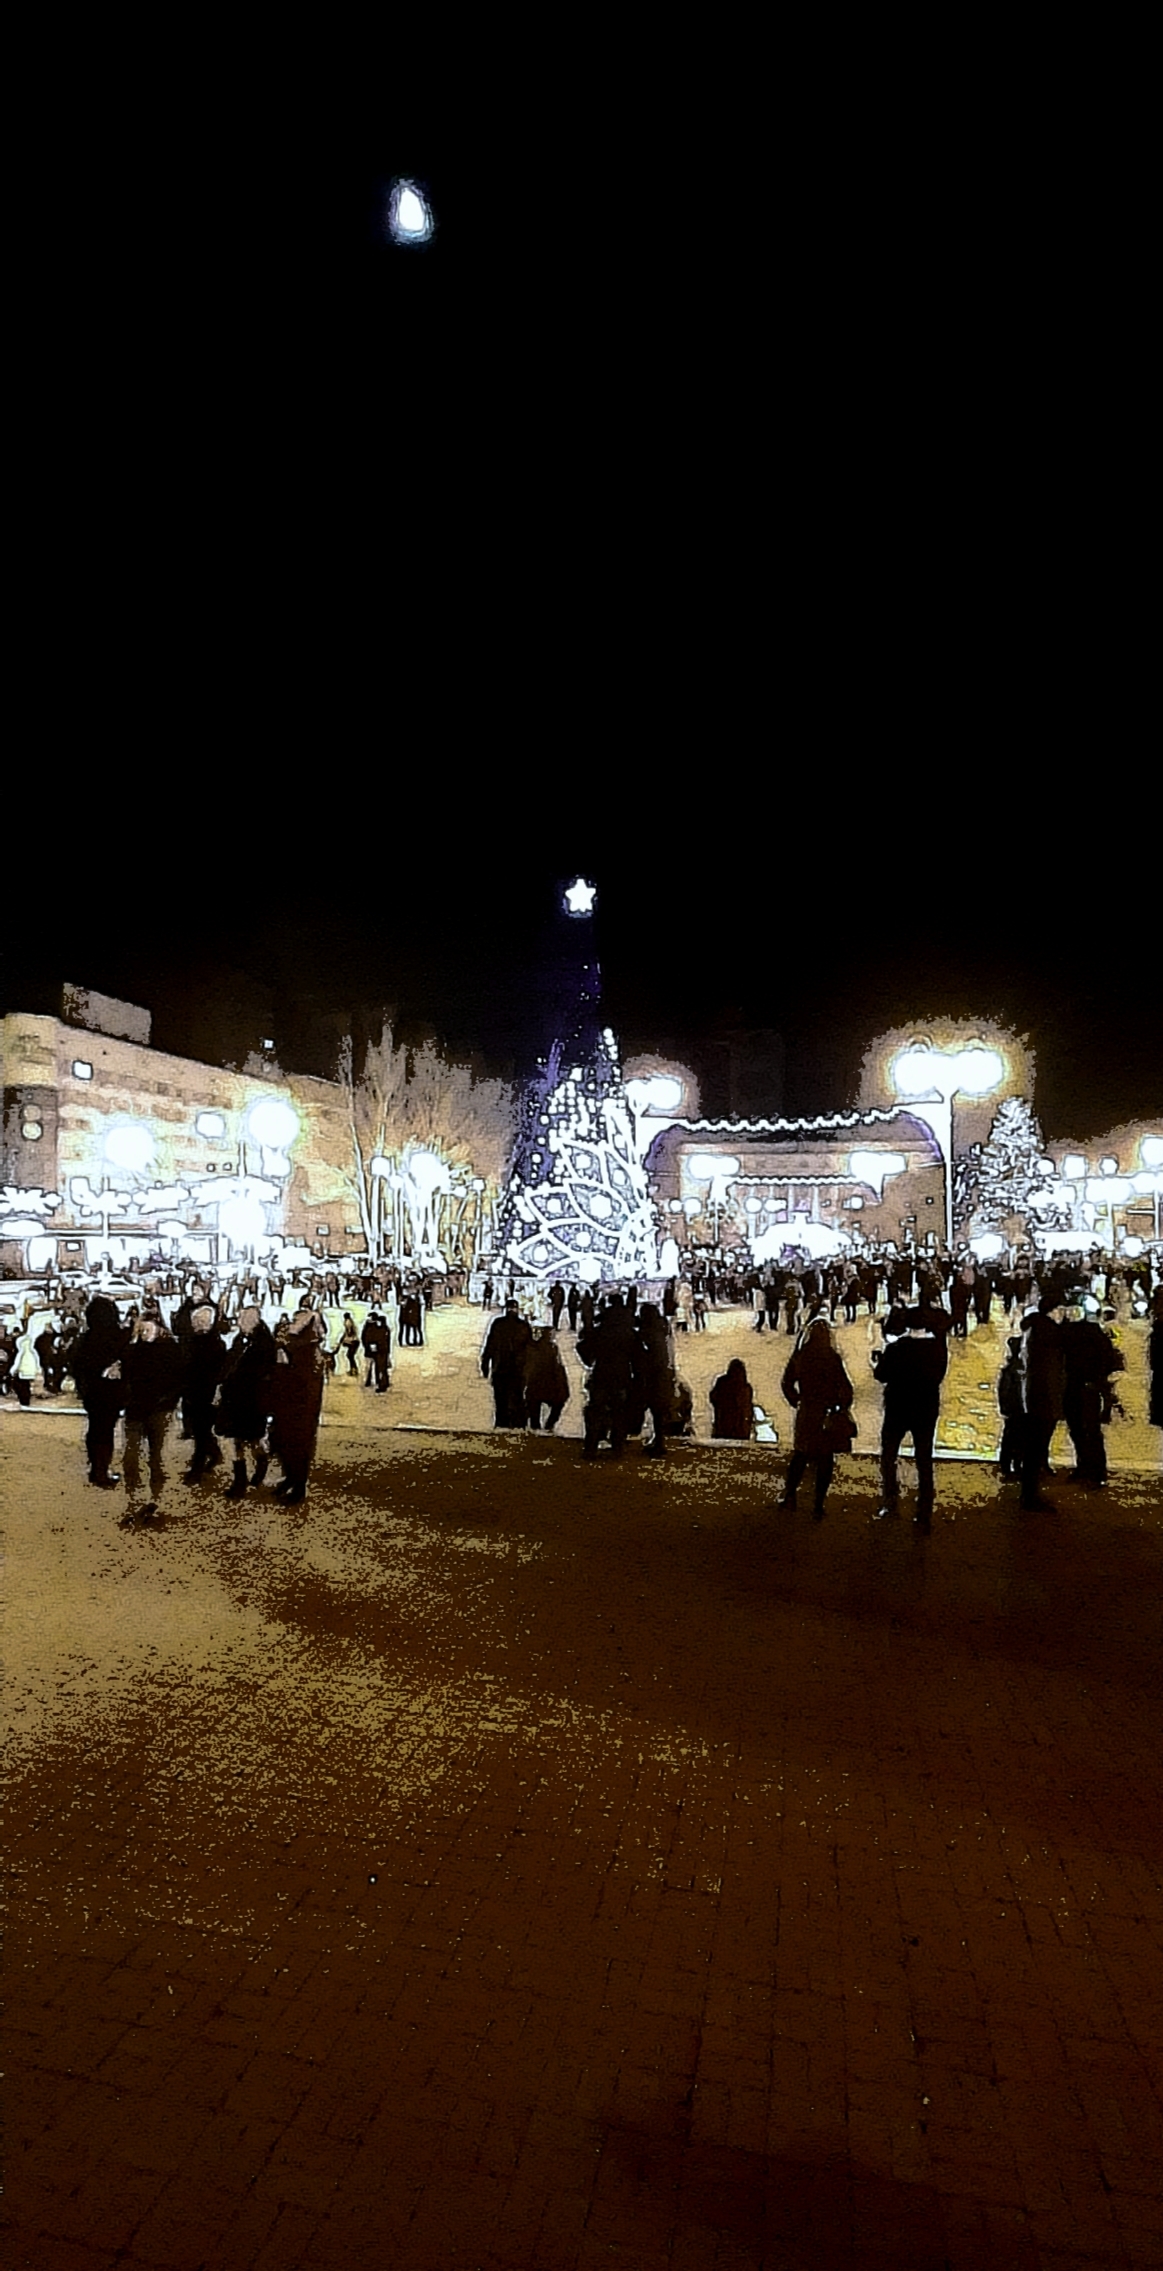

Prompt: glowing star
[
  {"left": 563, "top": 878, "right": 597, "bottom": 916},
  {"left": 388, "top": 181, "right": 433, "bottom": 244}
]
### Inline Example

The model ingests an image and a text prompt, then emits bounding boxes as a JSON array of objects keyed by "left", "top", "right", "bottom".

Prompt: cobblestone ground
[{"left": 3, "top": 1395, "right": 1162, "bottom": 2270}]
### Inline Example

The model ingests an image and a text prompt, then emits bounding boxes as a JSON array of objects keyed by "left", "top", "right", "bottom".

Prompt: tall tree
[
  {"left": 954, "top": 1097, "right": 1071, "bottom": 1239},
  {"left": 338, "top": 1024, "right": 514, "bottom": 1263}
]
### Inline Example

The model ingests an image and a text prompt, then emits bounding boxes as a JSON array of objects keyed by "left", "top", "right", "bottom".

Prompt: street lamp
[{"left": 890, "top": 1043, "right": 1004, "bottom": 1249}]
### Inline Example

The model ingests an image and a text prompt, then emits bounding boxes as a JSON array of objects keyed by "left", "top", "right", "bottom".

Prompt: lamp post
[{"left": 890, "top": 1045, "right": 1004, "bottom": 1250}]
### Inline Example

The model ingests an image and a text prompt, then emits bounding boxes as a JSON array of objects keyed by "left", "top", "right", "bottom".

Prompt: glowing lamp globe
[
  {"left": 954, "top": 1047, "right": 1004, "bottom": 1095},
  {"left": 104, "top": 1123, "right": 155, "bottom": 1172},
  {"left": 248, "top": 1100, "right": 299, "bottom": 1150},
  {"left": 1141, "top": 1137, "right": 1163, "bottom": 1168},
  {"left": 891, "top": 1049, "right": 940, "bottom": 1097},
  {"left": 1062, "top": 1155, "right": 1087, "bottom": 1180}
]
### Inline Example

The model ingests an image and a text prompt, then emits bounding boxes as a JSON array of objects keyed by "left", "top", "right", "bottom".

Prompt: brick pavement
[{"left": 3, "top": 1408, "right": 1162, "bottom": 2269}]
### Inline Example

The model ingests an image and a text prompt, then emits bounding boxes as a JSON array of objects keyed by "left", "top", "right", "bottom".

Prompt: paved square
[{"left": 3, "top": 1397, "right": 1161, "bottom": 2269}]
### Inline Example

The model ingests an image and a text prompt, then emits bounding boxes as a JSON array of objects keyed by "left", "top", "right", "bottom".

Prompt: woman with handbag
[{"left": 778, "top": 1317, "right": 855, "bottom": 1519}]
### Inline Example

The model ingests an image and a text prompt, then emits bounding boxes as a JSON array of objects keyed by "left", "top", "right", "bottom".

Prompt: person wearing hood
[
  {"left": 710, "top": 1357, "right": 756, "bottom": 1441},
  {"left": 70, "top": 1295, "right": 131, "bottom": 1487},
  {"left": 215, "top": 1306, "right": 278, "bottom": 1496},
  {"left": 268, "top": 1307, "right": 326, "bottom": 1504},
  {"left": 522, "top": 1327, "right": 570, "bottom": 1431},
  {"left": 181, "top": 1304, "right": 229, "bottom": 1481}
]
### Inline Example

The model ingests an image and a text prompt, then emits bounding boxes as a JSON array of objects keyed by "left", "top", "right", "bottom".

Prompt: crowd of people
[{"left": 1, "top": 1239, "right": 1160, "bottom": 1526}]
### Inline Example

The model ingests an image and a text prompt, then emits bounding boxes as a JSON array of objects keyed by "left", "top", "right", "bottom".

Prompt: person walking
[
  {"left": 549, "top": 1282, "right": 566, "bottom": 1330},
  {"left": 481, "top": 1300, "right": 533, "bottom": 1427},
  {"left": 522, "top": 1327, "right": 570, "bottom": 1431},
  {"left": 779, "top": 1318, "right": 854, "bottom": 1518},
  {"left": 338, "top": 1312, "right": 361, "bottom": 1376},
  {"left": 116, "top": 1316, "right": 185, "bottom": 1524},
  {"left": 268, "top": 1310, "right": 326, "bottom": 1503},
  {"left": 70, "top": 1294, "right": 130, "bottom": 1487},
  {"left": 181, "top": 1305, "right": 229, "bottom": 1481},
  {"left": 710, "top": 1357, "right": 755, "bottom": 1440},
  {"left": 566, "top": 1283, "right": 581, "bottom": 1332},
  {"left": 871, "top": 1303, "right": 949, "bottom": 1530},
  {"left": 215, "top": 1307, "right": 277, "bottom": 1495}
]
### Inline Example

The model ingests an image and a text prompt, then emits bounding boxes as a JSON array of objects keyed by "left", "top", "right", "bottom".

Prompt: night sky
[
  {"left": 2, "top": 837, "right": 1158, "bottom": 1144},
  {"left": 10, "top": 77, "right": 1154, "bottom": 1140}
]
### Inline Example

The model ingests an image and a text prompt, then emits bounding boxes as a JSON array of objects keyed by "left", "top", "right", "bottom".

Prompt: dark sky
[
  {"left": 3, "top": 839, "right": 1158, "bottom": 1143},
  {"left": 10, "top": 71, "right": 1154, "bottom": 1139}
]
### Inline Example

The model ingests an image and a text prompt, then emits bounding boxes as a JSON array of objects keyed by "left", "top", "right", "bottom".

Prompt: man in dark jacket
[
  {"left": 481, "top": 1301, "right": 533, "bottom": 1426},
  {"left": 871, "top": 1303, "right": 950, "bottom": 1529},
  {"left": 577, "top": 1295, "right": 638, "bottom": 1458},
  {"left": 549, "top": 1282, "right": 566, "bottom": 1329},
  {"left": 182, "top": 1305, "right": 229, "bottom": 1480},
  {"left": 70, "top": 1295, "right": 130, "bottom": 1486},
  {"left": 361, "top": 1309, "right": 392, "bottom": 1393},
  {"left": 116, "top": 1318, "right": 185, "bottom": 1521},
  {"left": 1061, "top": 1290, "right": 1124, "bottom": 1488}
]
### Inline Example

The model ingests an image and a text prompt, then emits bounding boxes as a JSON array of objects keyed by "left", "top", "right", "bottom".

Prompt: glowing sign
[{"left": 563, "top": 877, "right": 597, "bottom": 915}]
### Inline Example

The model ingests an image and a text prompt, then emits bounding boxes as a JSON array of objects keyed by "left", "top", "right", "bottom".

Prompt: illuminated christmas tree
[
  {"left": 493, "top": 881, "right": 659, "bottom": 1282},
  {"left": 954, "top": 1097, "right": 1071, "bottom": 1238}
]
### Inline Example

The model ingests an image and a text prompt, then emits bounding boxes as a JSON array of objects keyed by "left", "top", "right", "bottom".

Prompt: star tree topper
[{"left": 563, "top": 877, "right": 597, "bottom": 916}]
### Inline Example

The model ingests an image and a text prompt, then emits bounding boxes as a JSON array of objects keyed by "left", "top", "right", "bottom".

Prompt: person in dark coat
[
  {"left": 268, "top": 1310, "right": 325, "bottom": 1503},
  {"left": 779, "top": 1320, "right": 854, "bottom": 1518},
  {"left": 180, "top": 1304, "right": 229, "bottom": 1480},
  {"left": 577, "top": 1296, "right": 637, "bottom": 1458},
  {"left": 566, "top": 1284, "right": 581, "bottom": 1332},
  {"left": 871, "top": 1303, "right": 949, "bottom": 1528},
  {"left": 215, "top": 1307, "right": 277, "bottom": 1495},
  {"left": 34, "top": 1323, "right": 63, "bottom": 1393},
  {"left": 339, "top": 1312, "right": 361, "bottom": 1376},
  {"left": 361, "top": 1309, "right": 392, "bottom": 1392},
  {"left": 70, "top": 1294, "right": 130, "bottom": 1487},
  {"left": 116, "top": 1317, "right": 185, "bottom": 1521},
  {"left": 995, "top": 1336, "right": 1026, "bottom": 1479},
  {"left": 523, "top": 1328, "right": 570, "bottom": 1431},
  {"left": 710, "top": 1358, "right": 755, "bottom": 1441},
  {"left": 973, "top": 1269, "right": 993, "bottom": 1328},
  {"left": 1148, "top": 1288, "right": 1163, "bottom": 1435},
  {"left": 1061, "top": 1291, "right": 1124, "bottom": 1487},
  {"left": 634, "top": 1304, "right": 679, "bottom": 1457},
  {"left": 398, "top": 1288, "right": 424, "bottom": 1347},
  {"left": 549, "top": 1282, "right": 566, "bottom": 1329},
  {"left": 1018, "top": 1294, "right": 1067, "bottom": 1510},
  {"left": 481, "top": 1301, "right": 533, "bottom": 1426}
]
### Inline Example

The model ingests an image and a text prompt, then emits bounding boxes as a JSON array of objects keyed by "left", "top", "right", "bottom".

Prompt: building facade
[{"left": 1, "top": 996, "right": 360, "bottom": 1274}]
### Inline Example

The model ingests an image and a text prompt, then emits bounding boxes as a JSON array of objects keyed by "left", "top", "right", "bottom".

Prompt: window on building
[
  {"left": 72, "top": 1061, "right": 93, "bottom": 1080},
  {"left": 22, "top": 1121, "right": 43, "bottom": 1140}
]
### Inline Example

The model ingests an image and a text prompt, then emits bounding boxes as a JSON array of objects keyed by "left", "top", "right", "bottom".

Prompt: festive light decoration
[
  {"left": 387, "top": 180, "right": 433, "bottom": 243},
  {"left": 563, "top": 877, "right": 597, "bottom": 916},
  {"left": 494, "top": 1019, "right": 658, "bottom": 1282}
]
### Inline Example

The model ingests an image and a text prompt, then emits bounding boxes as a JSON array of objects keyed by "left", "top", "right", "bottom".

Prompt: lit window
[
  {"left": 22, "top": 1121, "right": 43, "bottom": 1140},
  {"left": 72, "top": 1061, "right": 93, "bottom": 1080},
  {"left": 196, "top": 1112, "right": 226, "bottom": 1138}
]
